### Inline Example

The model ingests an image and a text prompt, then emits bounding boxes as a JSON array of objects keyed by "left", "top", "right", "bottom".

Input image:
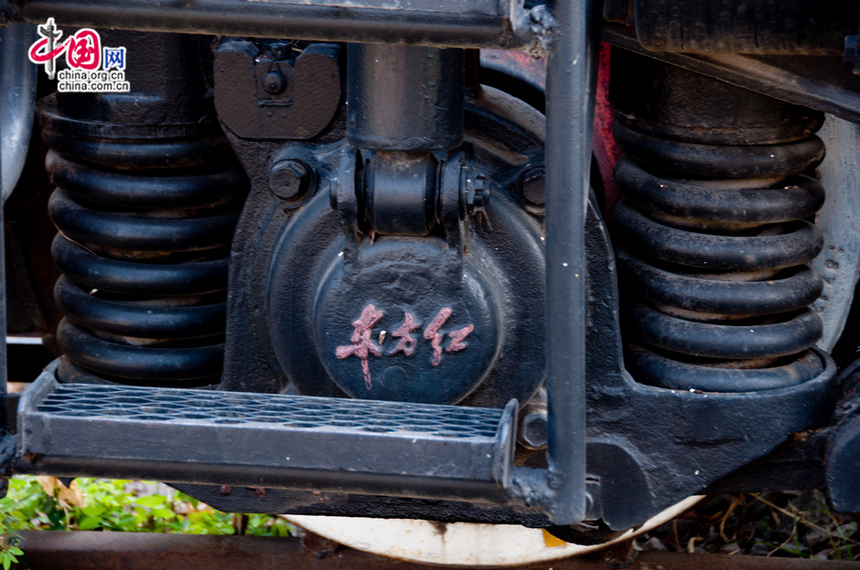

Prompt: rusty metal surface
[{"left": 15, "top": 531, "right": 860, "bottom": 570}]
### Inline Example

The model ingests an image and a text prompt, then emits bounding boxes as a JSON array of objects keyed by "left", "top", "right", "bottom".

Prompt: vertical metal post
[
  {"left": 1, "top": 24, "right": 38, "bottom": 201},
  {"left": 0, "top": 178, "right": 7, "bottom": 438},
  {"left": 0, "top": 25, "right": 24, "bottom": 455},
  {"left": 544, "top": 0, "right": 602, "bottom": 524},
  {"left": 0, "top": 119, "right": 11, "bottom": 493},
  {"left": 346, "top": 43, "right": 464, "bottom": 151}
]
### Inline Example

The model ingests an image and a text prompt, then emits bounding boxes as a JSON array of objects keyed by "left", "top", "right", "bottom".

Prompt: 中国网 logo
[{"left": 28, "top": 18, "right": 130, "bottom": 93}]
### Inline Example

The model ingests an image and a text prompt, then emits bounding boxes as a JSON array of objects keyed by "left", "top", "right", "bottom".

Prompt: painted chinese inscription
[{"left": 335, "top": 304, "right": 475, "bottom": 389}]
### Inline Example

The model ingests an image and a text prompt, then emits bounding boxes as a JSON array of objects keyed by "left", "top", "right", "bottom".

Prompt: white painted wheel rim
[{"left": 286, "top": 496, "right": 702, "bottom": 567}]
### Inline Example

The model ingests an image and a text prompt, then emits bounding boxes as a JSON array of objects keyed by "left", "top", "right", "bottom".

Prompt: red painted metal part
[
  {"left": 481, "top": 45, "right": 620, "bottom": 224},
  {"left": 592, "top": 43, "right": 622, "bottom": 224}
]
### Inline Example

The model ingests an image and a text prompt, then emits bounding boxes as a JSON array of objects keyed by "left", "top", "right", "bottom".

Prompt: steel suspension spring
[
  {"left": 611, "top": 51, "right": 828, "bottom": 392},
  {"left": 40, "top": 88, "right": 246, "bottom": 386}
]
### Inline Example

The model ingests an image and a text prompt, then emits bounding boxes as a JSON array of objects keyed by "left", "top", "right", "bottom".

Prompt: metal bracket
[
  {"left": 604, "top": 24, "right": 860, "bottom": 125},
  {"left": 214, "top": 41, "right": 343, "bottom": 140}
]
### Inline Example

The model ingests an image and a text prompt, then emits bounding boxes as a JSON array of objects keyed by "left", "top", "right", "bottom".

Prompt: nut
[
  {"left": 522, "top": 168, "right": 545, "bottom": 207},
  {"left": 269, "top": 159, "right": 310, "bottom": 200},
  {"left": 519, "top": 409, "right": 548, "bottom": 449}
]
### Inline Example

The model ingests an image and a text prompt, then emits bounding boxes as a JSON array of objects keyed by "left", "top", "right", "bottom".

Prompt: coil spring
[
  {"left": 613, "top": 117, "right": 827, "bottom": 392},
  {"left": 42, "top": 102, "right": 246, "bottom": 387}
]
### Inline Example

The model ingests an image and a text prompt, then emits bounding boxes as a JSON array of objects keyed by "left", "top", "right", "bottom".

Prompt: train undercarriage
[{"left": 2, "top": 0, "right": 860, "bottom": 563}]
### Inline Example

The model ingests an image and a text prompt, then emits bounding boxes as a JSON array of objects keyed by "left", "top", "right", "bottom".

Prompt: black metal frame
[
  {"left": 4, "top": 0, "right": 541, "bottom": 49},
  {"left": 603, "top": 24, "right": 860, "bottom": 124}
]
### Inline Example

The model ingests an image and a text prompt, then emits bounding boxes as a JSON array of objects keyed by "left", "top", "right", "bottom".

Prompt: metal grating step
[{"left": 17, "top": 366, "right": 517, "bottom": 501}]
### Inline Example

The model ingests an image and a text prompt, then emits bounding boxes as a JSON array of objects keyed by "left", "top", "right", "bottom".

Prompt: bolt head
[
  {"left": 269, "top": 160, "right": 310, "bottom": 200},
  {"left": 520, "top": 410, "right": 548, "bottom": 449},
  {"left": 263, "top": 71, "right": 286, "bottom": 94}
]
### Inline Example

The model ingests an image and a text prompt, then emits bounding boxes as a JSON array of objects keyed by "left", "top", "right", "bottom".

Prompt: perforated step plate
[{"left": 18, "top": 366, "right": 517, "bottom": 501}]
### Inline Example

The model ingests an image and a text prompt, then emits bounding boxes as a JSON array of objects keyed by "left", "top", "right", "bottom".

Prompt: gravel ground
[{"left": 635, "top": 491, "right": 860, "bottom": 561}]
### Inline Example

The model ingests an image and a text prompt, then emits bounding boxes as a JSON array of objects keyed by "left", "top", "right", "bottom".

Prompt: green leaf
[
  {"left": 78, "top": 515, "right": 102, "bottom": 530},
  {"left": 150, "top": 508, "right": 174, "bottom": 520},
  {"left": 7, "top": 547, "right": 23, "bottom": 556},
  {"left": 82, "top": 504, "right": 106, "bottom": 517},
  {"left": 134, "top": 495, "right": 166, "bottom": 508},
  {"left": 3, "top": 553, "right": 11, "bottom": 570}
]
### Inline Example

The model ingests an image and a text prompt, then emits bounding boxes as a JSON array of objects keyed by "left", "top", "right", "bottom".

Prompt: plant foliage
[{"left": 0, "top": 476, "right": 295, "bottom": 536}]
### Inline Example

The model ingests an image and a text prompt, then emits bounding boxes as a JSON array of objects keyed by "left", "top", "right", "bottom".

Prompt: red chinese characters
[
  {"left": 335, "top": 304, "right": 475, "bottom": 389},
  {"left": 446, "top": 323, "right": 475, "bottom": 355},
  {"left": 422, "top": 307, "right": 451, "bottom": 366},
  {"left": 28, "top": 36, "right": 69, "bottom": 64},
  {"left": 389, "top": 312, "right": 421, "bottom": 357},
  {"left": 28, "top": 29, "right": 101, "bottom": 70},
  {"left": 335, "top": 304, "right": 384, "bottom": 390},
  {"left": 66, "top": 30, "right": 101, "bottom": 70}
]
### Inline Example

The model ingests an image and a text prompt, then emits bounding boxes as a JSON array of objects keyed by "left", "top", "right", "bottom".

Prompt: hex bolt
[
  {"left": 263, "top": 71, "right": 286, "bottom": 94},
  {"left": 519, "top": 409, "right": 548, "bottom": 449},
  {"left": 522, "top": 168, "right": 545, "bottom": 207},
  {"left": 269, "top": 159, "right": 311, "bottom": 200}
]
